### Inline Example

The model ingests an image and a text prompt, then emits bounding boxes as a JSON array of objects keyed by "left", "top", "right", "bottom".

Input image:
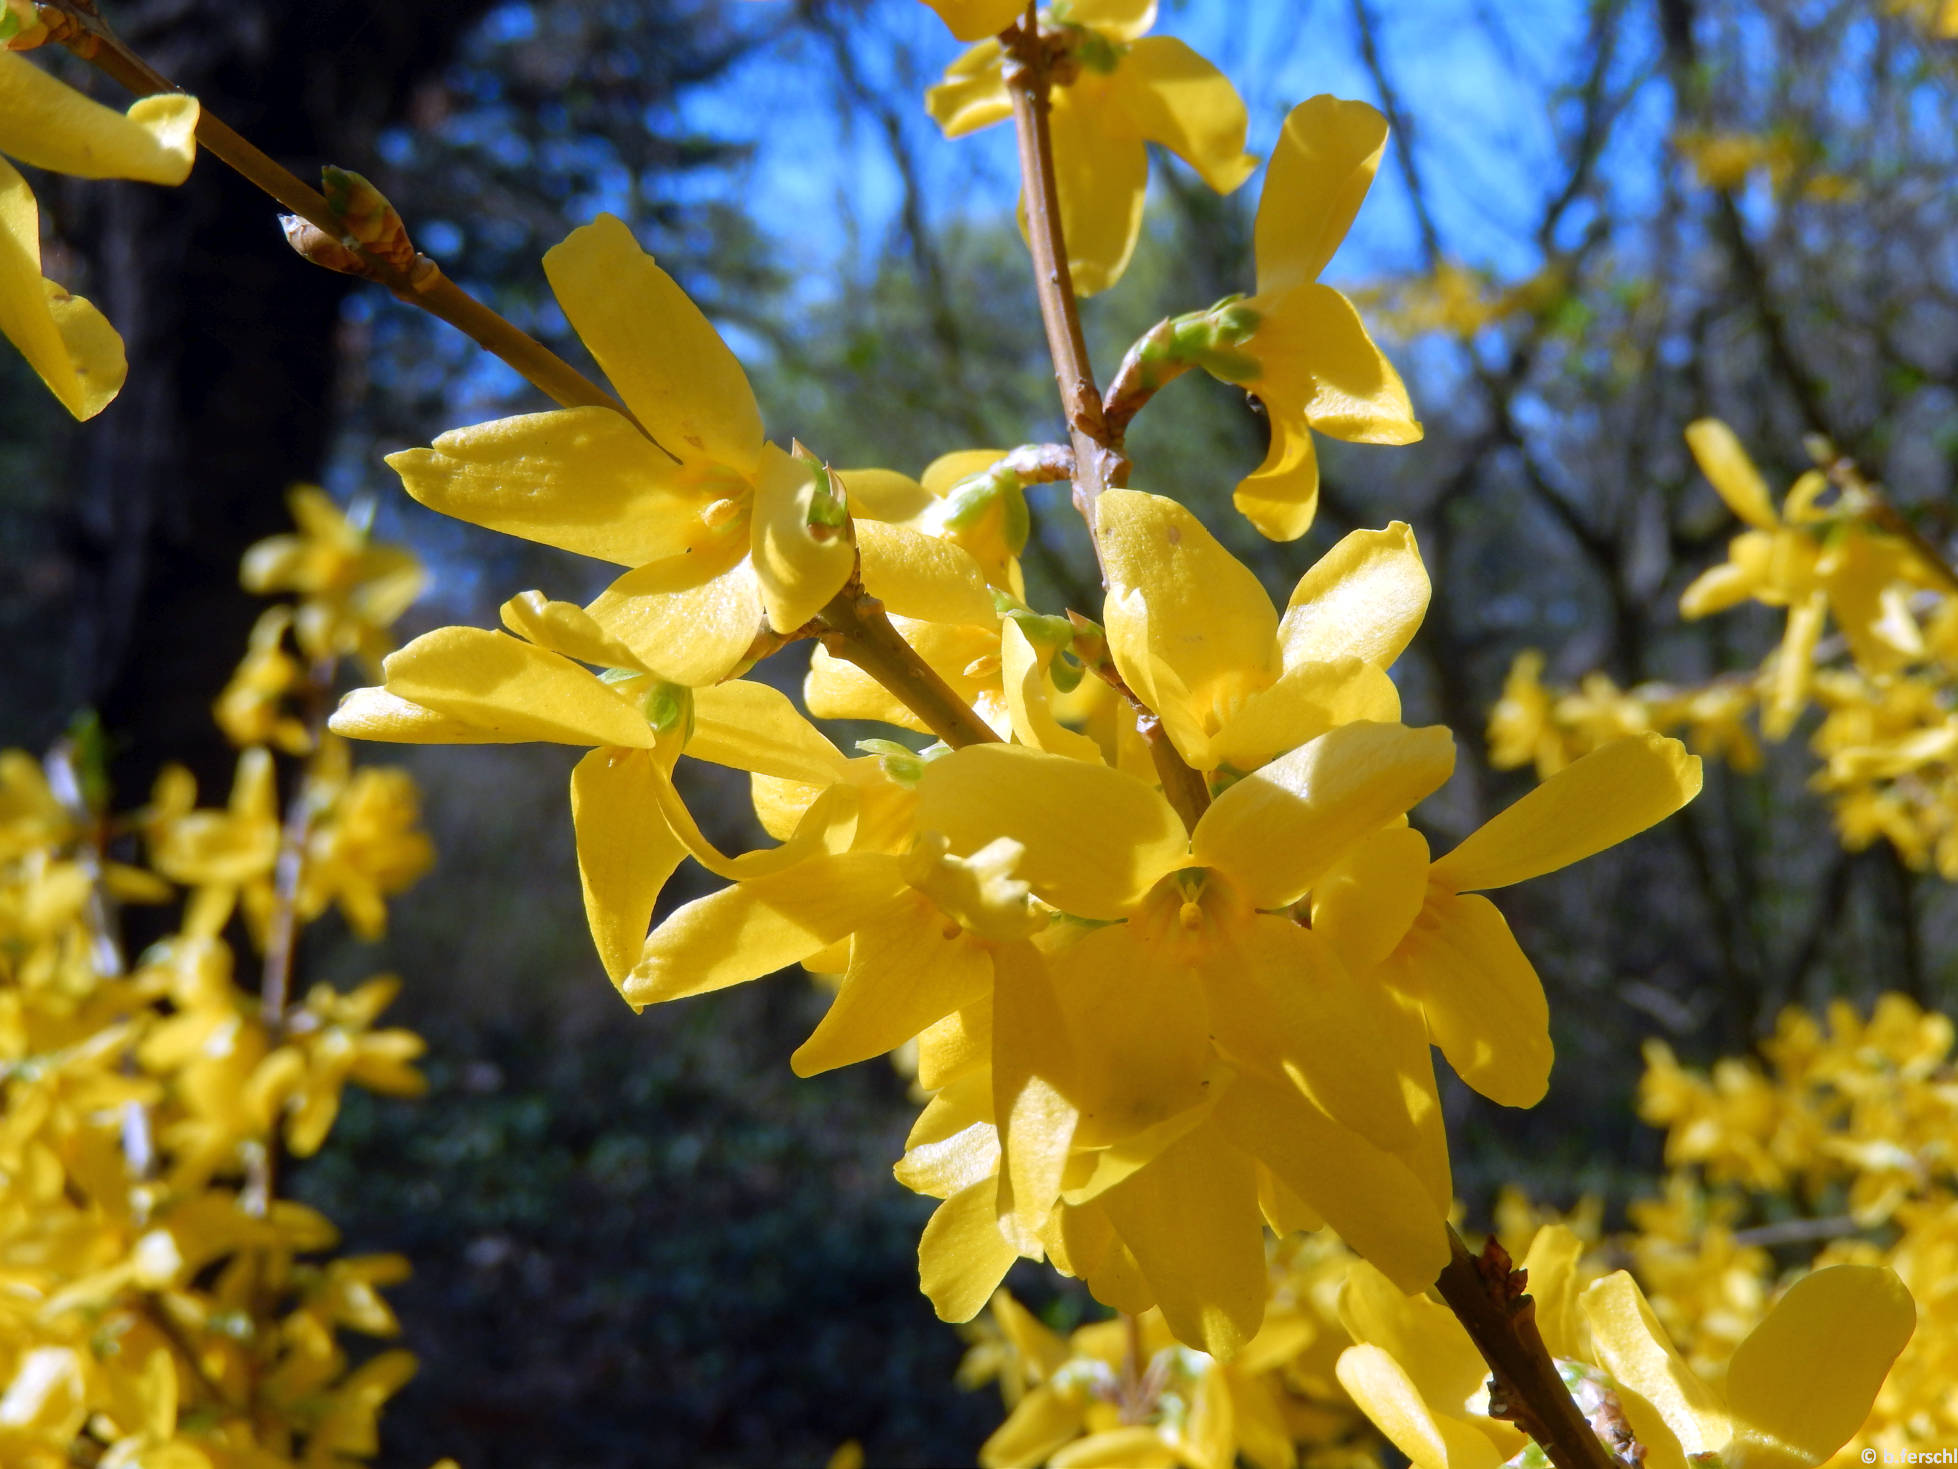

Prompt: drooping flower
[
  {"left": 0, "top": 49, "right": 197, "bottom": 418},
  {"left": 927, "top": 0, "right": 1256, "bottom": 296},
  {"left": 387, "top": 213, "right": 856, "bottom": 687}
]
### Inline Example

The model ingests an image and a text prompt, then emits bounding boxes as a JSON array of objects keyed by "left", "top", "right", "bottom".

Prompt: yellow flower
[
  {"left": 1189, "top": 96, "right": 1422, "bottom": 541},
  {"left": 927, "top": 0, "right": 1256, "bottom": 296},
  {"left": 1338, "top": 1228, "right": 1914, "bottom": 1469},
  {"left": 387, "top": 213, "right": 855, "bottom": 686},
  {"left": 0, "top": 51, "right": 197, "bottom": 418},
  {"left": 240, "top": 485, "right": 425, "bottom": 669}
]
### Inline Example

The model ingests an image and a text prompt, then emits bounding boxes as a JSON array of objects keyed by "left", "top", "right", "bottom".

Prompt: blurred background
[{"left": 5, "top": 0, "right": 1958, "bottom": 1462}]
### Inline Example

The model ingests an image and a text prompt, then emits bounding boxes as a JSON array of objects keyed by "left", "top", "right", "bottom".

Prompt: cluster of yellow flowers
[
  {"left": 0, "top": 494, "right": 440, "bottom": 1466},
  {"left": 323, "top": 0, "right": 1706, "bottom": 1365},
  {"left": 964, "top": 994, "right": 1946, "bottom": 1469},
  {"left": 1491, "top": 419, "right": 1958, "bottom": 876}
]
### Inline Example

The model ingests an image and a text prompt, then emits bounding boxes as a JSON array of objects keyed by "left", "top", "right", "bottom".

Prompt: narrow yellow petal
[
  {"left": 0, "top": 160, "right": 124, "bottom": 419},
  {"left": 920, "top": 0, "right": 1026, "bottom": 41},
  {"left": 1050, "top": 1428, "right": 1180, "bottom": 1468},
  {"left": 1215, "top": 1070, "right": 1448, "bottom": 1293},
  {"left": 895, "top": 1119, "right": 1000, "bottom": 1201},
  {"left": 1255, "top": 95, "right": 1388, "bottom": 296},
  {"left": 1338, "top": 1261, "right": 1491, "bottom": 1416},
  {"left": 1580, "top": 1272, "right": 1729, "bottom": 1459},
  {"left": 622, "top": 853, "right": 908, "bottom": 1005},
  {"left": 1051, "top": 925, "right": 1208, "bottom": 1149},
  {"left": 1311, "top": 824, "right": 1431, "bottom": 973},
  {"left": 587, "top": 547, "right": 764, "bottom": 686},
  {"left": 1247, "top": 283, "right": 1421, "bottom": 445},
  {"left": 1043, "top": 85, "right": 1146, "bottom": 297},
  {"left": 1685, "top": 418, "right": 1779, "bottom": 531},
  {"left": 571, "top": 748, "right": 687, "bottom": 986},
  {"left": 1725, "top": 1265, "right": 1913, "bottom": 1469},
  {"left": 1111, "top": 37, "right": 1257, "bottom": 193},
  {"left": 992, "top": 943, "right": 1080, "bottom": 1248},
  {"left": 1062, "top": 1200, "right": 1157, "bottom": 1316},
  {"left": 1209, "top": 657, "right": 1401, "bottom": 774},
  {"left": 1063, "top": 0, "right": 1159, "bottom": 42},
  {"left": 543, "top": 213, "right": 763, "bottom": 471},
  {"left": 979, "top": 1384, "right": 1088, "bottom": 1469},
  {"left": 329, "top": 687, "right": 520, "bottom": 745},
  {"left": 378, "top": 627, "right": 654, "bottom": 748},
  {"left": 691, "top": 681, "right": 849, "bottom": 784},
  {"left": 1335, "top": 1344, "right": 1504, "bottom": 1469},
  {"left": 927, "top": 42, "right": 1014, "bottom": 137},
  {"left": 1431, "top": 733, "right": 1701, "bottom": 892},
  {"left": 790, "top": 898, "right": 991, "bottom": 1075},
  {"left": 388, "top": 408, "right": 703, "bottom": 565},
  {"left": 0, "top": 55, "right": 197, "bottom": 182},
  {"left": 917, "top": 745, "right": 1187, "bottom": 920},
  {"left": 749, "top": 445, "right": 858, "bottom": 633},
  {"left": 1000, "top": 618, "right": 1105, "bottom": 762},
  {"left": 1098, "top": 1123, "right": 1266, "bottom": 1359},
  {"left": 1233, "top": 409, "right": 1320, "bottom": 542},
  {"left": 1518, "top": 1225, "right": 1588, "bottom": 1361},
  {"left": 1385, "top": 891, "right": 1551, "bottom": 1108},
  {"left": 855, "top": 520, "right": 997, "bottom": 625},
  {"left": 1191, "top": 720, "right": 1455, "bottom": 910},
  {"left": 499, "top": 591, "right": 642, "bottom": 667},
  {"left": 1278, "top": 521, "right": 1431, "bottom": 670},
  {"left": 920, "top": 1179, "right": 1021, "bottom": 1322}
]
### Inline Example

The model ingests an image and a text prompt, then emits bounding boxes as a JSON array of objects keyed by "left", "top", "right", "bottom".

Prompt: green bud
[
  {"left": 805, "top": 463, "right": 849, "bottom": 530},
  {"left": 320, "top": 166, "right": 414, "bottom": 269},
  {"left": 1070, "top": 31, "right": 1123, "bottom": 74},
  {"left": 597, "top": 666, "right": 641, "bottom": 685},
  {"left": 855, "top": 738, "right": 949, "bottom": 786},
  {"left": 1047, "top": 651, "right": 1085, "bottom": 694},
  {"left": 641, "top": 682, "right": 695, "bottom": 742},
  {"left": 1194, "top": 347, "right": 1262, "bottom": 384},
  {"left": 0, "top": 10, "right": 21, "bottom": 43},
  {"left": 1004, "top": 606, "right": 1077, "bottom": 649}
]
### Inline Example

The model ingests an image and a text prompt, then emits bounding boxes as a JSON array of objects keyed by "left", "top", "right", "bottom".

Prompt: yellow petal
[
  {"left": 1098, "top": 1123, "right": 1265, "bottom": 1359},
  {"left": 543, "top": 213, "right": 763, "bottom": 471},
  {"left": 1100, "top": 489, "right": 1279, "bottom": 761},
  {"left": 378, "top": 627, "right": 654, "bottom": 748},
  {"left": 1335, "top": 1344, "right": 1503, "bottom": 1469},
  {"left": 917, "top": 745, "right": 1187, "bottom": 919},
  {"left": 1062, "top": 0, "right": 1159, "bottom": 41},
  {"left": 1051, "top": 924, "right": 1208, "bottom": 1149},
  {"left": 895, "top": 1119, "right": 1000, "bottom": 1201},
  {"left": 1192, "top": 721, "right": 1455, "bottom": 910},
  {"left": 623, "top": 854, "right": 907, "bottom": 1005},
  {"left": 920, "top": 0, "right": 1026, "bottom": 41},
  {"left": 1311, "top": 824, "right": 1431, "bottom": 973},
  {"left": 1233, "top": 410, "right": 1320, "bottom": 542},
  {"left": 979, "top": 1383, "right": 1088, "bottom": 1469},
  {"left": 920, "top": 1178, "right": 1021, "bottom": 1322},
  {"left": 691, "top": 681, "right": 849, "bottom": 784},
  {"left": 856, "top": 519, "right": 997, "bottom": 625},
  {"left": 790, "top": 897, "right": 991, "bottom": 1075},
  {"left": 1255, "top": 95, "right": 1388, "bottom": 296},
  {"left": 1043, "top": 84, "right": 1146, "bottom": 297},
  {"left": 992, "top": 943, "right": 1080, "bottom": 1247},
  {"left": 1724, "top": 1265, "right": 1914, "bottom": 1469},
  {"left": 0, "top": 55, "right": 197, "bottom": 182},
  {"left": 1060, "top": 1200, "right": 1157, "bottom": 1315},
  {"left": 1518, "top": 1225, "right": 1588, "bottom": 1361},
  {"left": 1209, "top": 656, "right": 1401, "bottom": 774},
  {"left": 329, "top": 686, "right": 517, "bottom": 744},
  {"left": 500, "top": 590, "right": 642, "bottom": 667},
  {"left": 1110, "top": 37, "right": 1257, "bottom": 193},
  {"left": 1432, "top": 733, "right": 1701, "bottom": 892},
  {"left": 1209, "top": 917, "right": 1414, "bottom": 1151},
  {"left": 1051, "top": 1429, "right": 1180, "bottom": 1468},
  {"left": 572, "top": 748, "right": 687, "bottom": 985},
  {"left": 1580, "top": 1272, "right": 1729, "bottom": 1459},
  {"left": 927, "top": 41, "right": 1013, "bottom": 137},
  {"left": 1247, "top": 283, "right": 1421, "bottom": 445},
  {"left": 587, "top": 546, "right": 764, "bottom": 686},
  {"left": 840, "top": 465, "right": 935, "bottom": 522},
  {"left": 1215, "top": 1071, "right": 1448, "bottom": 1293},
  {"left": 0, "top": 159, "right": 126, "bottom": 419},
  {"left": 1685, "top": 418, "right": 1779, "bottom": 531},
  {"left": 1278, "top": 521, "right": 1431, "bottom": 670},
  {"left": 1000, "top": 619, "right": 1105, "bottom": 761},
  {"left": 922, "top": 449, "right": 1009, "bottom": 498},
  {"left": 387, "top": 407, "right": 704, "bottom": 565},
  {"left": 1338, "top": 1260, "right": 1491, "bottom": 1417},
  {"left": 750, "top": 445, "right": 857, "bottom": 633},
  {"left": 1385, "top": 890, "right": 1550, "bottom": 1108}
]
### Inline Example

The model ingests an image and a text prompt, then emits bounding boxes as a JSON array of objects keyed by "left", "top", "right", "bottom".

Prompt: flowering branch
[{"left": 1434, "top": 1227, "right": 1623, "bottom": 1469}]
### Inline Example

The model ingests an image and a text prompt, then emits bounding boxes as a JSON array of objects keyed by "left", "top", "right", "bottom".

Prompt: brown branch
[
  {"left": 817, "top": 585, "right": 1001, "bottom": 750},
  {"left": 1001, "top": 14, "right": 1131, "bottom": 540},
  {"left": 1434, "top": 1227, "right": 1625, "bottom": 1469},
  {"left": 47, "top": 5, "right": 653, "bottom": 439}
]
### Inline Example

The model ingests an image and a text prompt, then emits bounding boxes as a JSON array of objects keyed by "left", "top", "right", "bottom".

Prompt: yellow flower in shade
[
  {"left": 1337, "top": 1225, "right": 1914, "bottom": 1469},
  {"left": 927, "top": 0, "right": 1256, "bottom": 296},
  {"left": 0, "top": 51, "right": 197, "bottom": 418},
  {"left": 330, "top": 596, "right": 860, "bottom": 984},
  {"left": 240, "top": 485, "right": 426, "bottom": 669},
  {"left": 1678, "top": 419, "right": 1925, "bottom": 739},
  {"left": 387, "top": 213, "right": 855, "bottom": 686},
  {"left": 1188, "top": 95, "right": 1422, "bottom": 541},
  {"left": 1098, "top": 488, "right": 1422, "bottom": 773},
  {"left": 142, "top": 749, "right": 280, "bottom": 940},
  {"left": 249, "top": 976, "right": 427, "bottom": 1157}
]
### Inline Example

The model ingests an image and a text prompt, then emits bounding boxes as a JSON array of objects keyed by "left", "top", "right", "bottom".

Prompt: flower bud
[{"left": 320, "top": 166, "right": 416, "bottom": 271}]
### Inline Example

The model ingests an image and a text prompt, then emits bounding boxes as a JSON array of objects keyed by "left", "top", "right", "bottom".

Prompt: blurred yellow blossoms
[
  {"left": 1489, "top": 418, "right": 1958, "bottom": 878},
  {"left": 0, "top": 42, "right": 197, "bottom": 418},
  {"left": 927, "top": 0, "right": 1256, "bottom": 296},
  {"left": 0, "top": 492, "right": 439, "bottom": 1465}
]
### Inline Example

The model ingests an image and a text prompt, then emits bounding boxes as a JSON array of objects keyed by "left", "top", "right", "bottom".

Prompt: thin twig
[
  {"left": 1434, "top": 1226, "right": 1624, "bottom": 1469},
  {"left": 46, "top": 4, "right": 650, "bottom": 437},
  {"left": 817, "top": 584, "right": 1001, "bottom": 750}
]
